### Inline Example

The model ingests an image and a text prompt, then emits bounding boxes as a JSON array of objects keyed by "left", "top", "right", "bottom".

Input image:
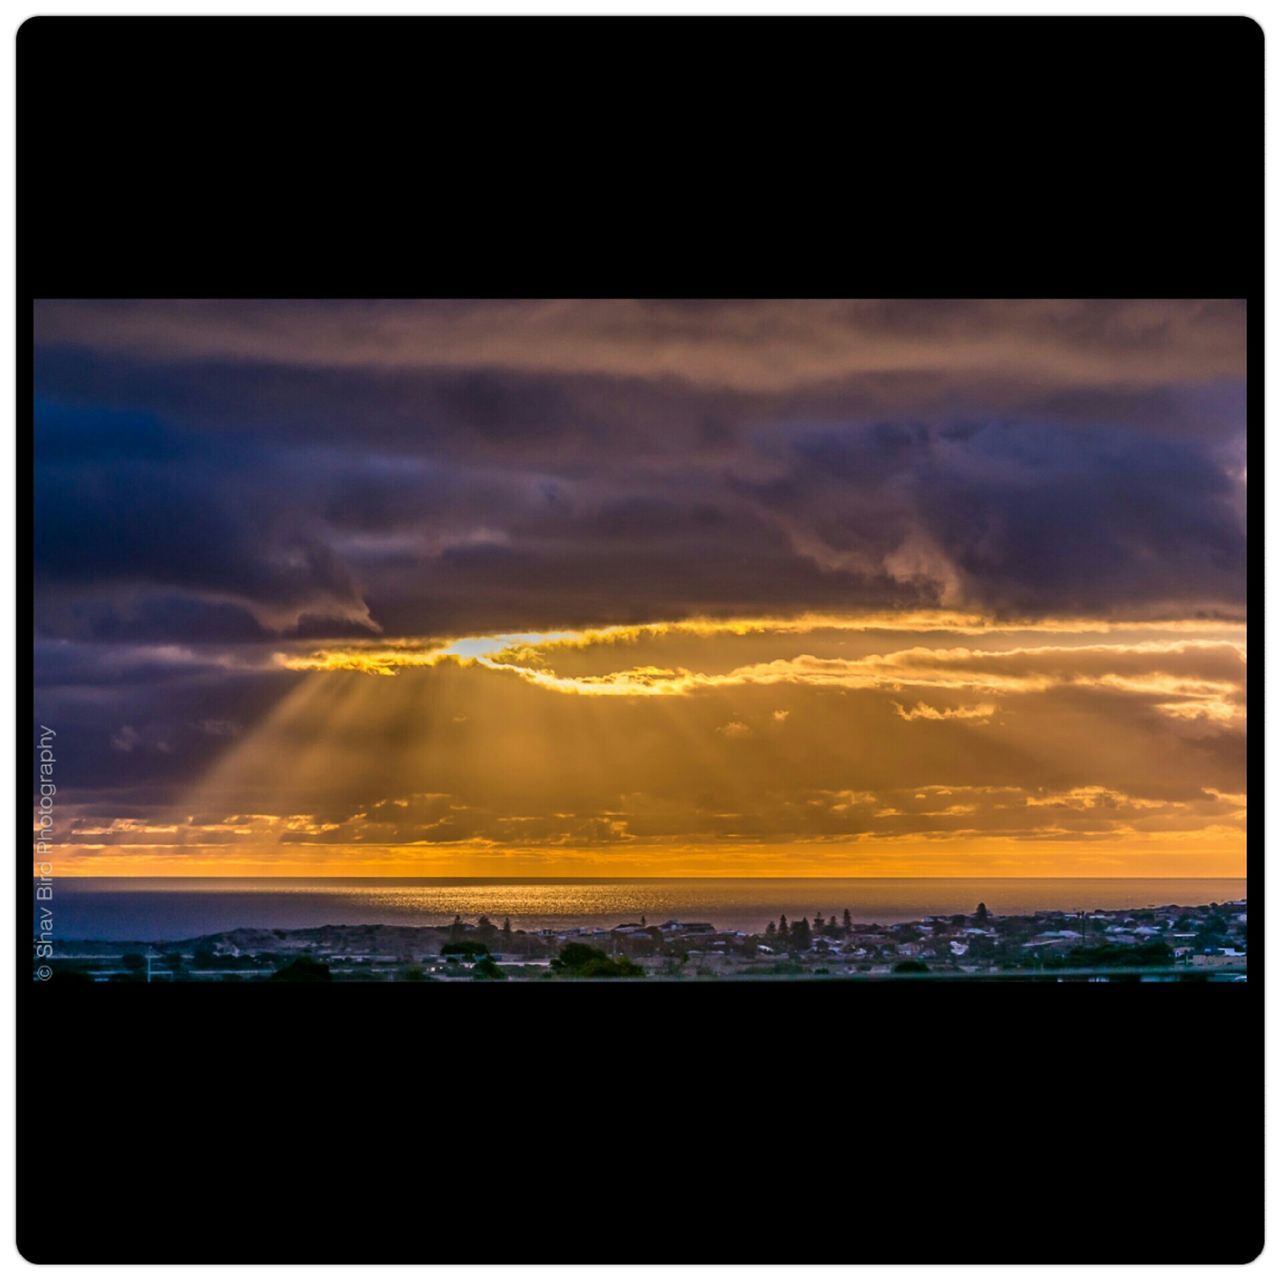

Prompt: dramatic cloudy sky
[{"left": 34, "top": 300, "right": 1247, "bottom": 876}]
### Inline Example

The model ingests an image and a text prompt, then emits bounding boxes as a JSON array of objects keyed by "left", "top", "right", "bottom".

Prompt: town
[{"left": 44, "top": 897, "right": 1247, "bottom": 982}]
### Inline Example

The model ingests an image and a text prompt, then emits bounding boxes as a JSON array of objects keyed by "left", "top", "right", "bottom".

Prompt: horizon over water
[{"left": 40, "top": 876, "right": 1247, "bottom": 942}]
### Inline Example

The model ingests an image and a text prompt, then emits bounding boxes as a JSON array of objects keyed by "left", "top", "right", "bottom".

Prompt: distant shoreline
[{"left": 33, "top": 876, "right": 1248, "bottom": 944}]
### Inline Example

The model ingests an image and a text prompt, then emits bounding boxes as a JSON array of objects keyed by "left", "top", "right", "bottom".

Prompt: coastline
[{"left": 43, "top": 894, "right": 1248, "bottom": 983}]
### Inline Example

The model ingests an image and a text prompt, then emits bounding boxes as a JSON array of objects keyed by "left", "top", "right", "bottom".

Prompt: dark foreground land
[{"left": 43, "top": 897, "right": 1247, "bottom": 982}]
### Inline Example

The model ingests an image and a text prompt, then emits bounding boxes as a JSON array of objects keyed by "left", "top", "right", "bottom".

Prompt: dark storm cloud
[
  {"left": 70, "top": 596, "right": 276, "bottom": 645},
  {"left": 743, "top": 418, "right": 1247, "bottom": 617},
  {"left": 31, "top": 344, "right": 756, "bottom": 468},
  {"left": 914, "top": 424, "right": 1246, "bottom": 615},
  {"left": 35, "top": 399, "right": 377, "bottom": 636},
  {"left": 34, "top": 300, "right": 1246, "bottom": 821}
]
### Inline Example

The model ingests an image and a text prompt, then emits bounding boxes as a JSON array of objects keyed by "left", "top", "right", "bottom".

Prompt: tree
[
  {"left": 765, "top": 920, "right": 776, "bottom": 937},
  {"left": 501, "top": 916, "right": 512, "bottom": 942},
  {"left": 1048, "top": 940, "right": 1173, "bottom": 970},
  {"left": 640, "top": 915, "right": 646, "bottom": 927},
  {"left": 843, "top": 908, "right": 853, "bottom": 931},
  {"left": 789, "top": 917, "right": 812, "bottom": 951},
  {"left": 778, "top": 915, "right": 790, "bottom": 938},
  {"left": 551, "top": 942, "right": 606, "bottom": 972},
  {"left": 268, "top": 956, "right": 332, "bottom": 983},
  {"left": 550, "top": 942, "right": 641, "bottom": 977},
  {"left": 473, "top": 955, "right": 508, "bottom": 980},
  {"left": 577, "top": 955, "right": 642, "bottom": 978},
  {"left": 974, "top": 902, "right": 990, "bottom": 923},
  {"left": 441, "top": 940, "right": 489, "bottom": 960}
]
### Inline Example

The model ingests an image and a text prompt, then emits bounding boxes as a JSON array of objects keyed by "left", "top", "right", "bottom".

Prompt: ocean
[{"left": 37, "top": 876, "right": 1247, "bottom": 942}]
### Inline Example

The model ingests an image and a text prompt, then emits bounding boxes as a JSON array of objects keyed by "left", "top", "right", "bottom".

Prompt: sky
[{"left": 33, "top": 299, "right": 1247, "bottom": 877}]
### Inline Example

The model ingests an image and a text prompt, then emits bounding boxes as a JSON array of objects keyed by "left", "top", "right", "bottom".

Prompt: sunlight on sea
[{"left": 43, "top": 877, "right": 1247, "bottom": 942}]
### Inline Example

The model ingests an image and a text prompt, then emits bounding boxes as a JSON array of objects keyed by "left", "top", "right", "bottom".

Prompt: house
[{"left": 1022, "top": 936, "right": 1075, "bottom": 951}]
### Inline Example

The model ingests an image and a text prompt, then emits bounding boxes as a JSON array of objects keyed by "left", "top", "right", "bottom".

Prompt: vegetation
[
  {"left": 788, "top": 917, "right": 812, "bottom": 951},
  {"left": 441, "top": 940, "right": 490, "bottom": 960},
  {"left": 1045, "top": 940, "right": 1173, "bottom": 969},
  {"left": 268, "top": 955, "right": 332, "bottom": 983},
  {"left": 472, "top": 955, "right": 508, "bottom": 980},
  {"left": 550, "top": 942, "right": 642, "bottom": 977},
  {"left": 577, "top": 955, "right": 643, "bottom": 977},
  {"left": 52, "top": 966, "right": 94, "bottom": 986}
]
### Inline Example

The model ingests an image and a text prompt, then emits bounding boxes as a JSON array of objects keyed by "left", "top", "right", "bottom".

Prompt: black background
[{"left": 19, "top": 17, "right": 1263, "bottom": 1263}]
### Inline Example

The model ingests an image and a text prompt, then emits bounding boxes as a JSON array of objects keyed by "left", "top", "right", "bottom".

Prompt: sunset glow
[{"left": 34, "top": 300, "right": 1246, "bottom": 878}]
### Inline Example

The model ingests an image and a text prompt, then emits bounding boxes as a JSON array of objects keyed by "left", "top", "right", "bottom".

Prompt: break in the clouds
[{"left": 33, "top": 300, "right": 1247, "bottom": 876}]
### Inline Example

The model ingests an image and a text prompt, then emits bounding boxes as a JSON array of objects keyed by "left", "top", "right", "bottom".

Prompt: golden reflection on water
[{"left": 70, "top": 877, "right": 1248, "bottom": 935}]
